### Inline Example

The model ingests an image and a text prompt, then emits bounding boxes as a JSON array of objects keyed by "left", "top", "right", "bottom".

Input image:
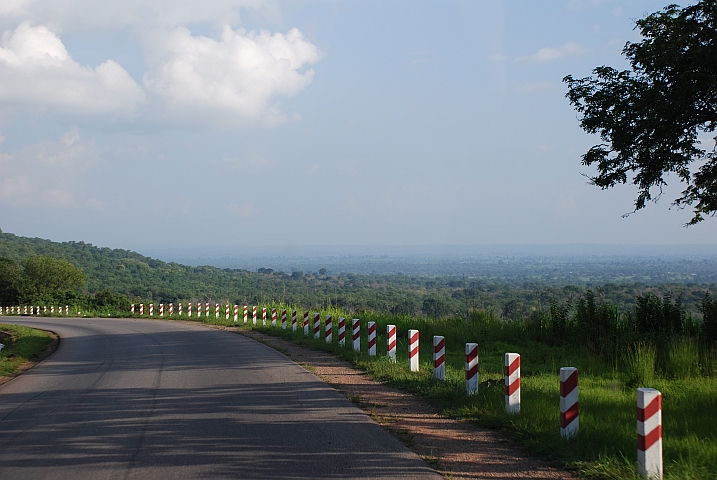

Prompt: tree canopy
[{"left": 564, "top": 1, "right": 717, "bottom": 224}]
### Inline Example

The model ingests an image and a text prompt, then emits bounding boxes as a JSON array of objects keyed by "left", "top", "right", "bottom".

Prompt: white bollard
[
  {"left": 188, "top": 302, "right": 192, "bottom": 317},
  {"left": 560, "top": 367, "right": 579, "bottom": 439},
  {"left": 225, "top": 304, "right": 230, "bottom": 320},
  {"left": 325, "top": 315, "right": 332, "bottom": 343},
  {"left": 215, "top": 303, "right": 220, "bottom": 319},
  {"left": 338, "top": 317, "right": 345, "bottom": 346},
  {"left": 466, "top": 343, "right": 479, "bottom": 395},
  {"left": 367, "top": 321, "right": 376, "bottom": 356},
  {"left": 387, "top": 324, "right": 396, "bottom": 362},
  {"left": 243, "top": 305, "right": 248, "bottom": 323},
  {"left": 313, "top": 313, "right": 320, "bottom": 339},
  {"left": 51, "top": 305, "right": 55, "bottom": 315},
  {"left": 281, "top": 309, "right": 287, "bottom": 330},
  {"left": 179, "top": 303, "right": 183, "bottom": 315},
  {"left": 292, "top": 310, "right": 297, "bottom": 332},
  {"left": 433, "top": 336, "right": 445, "bottom": 380},
  {"left": 131, "top": 304, "right": 135, "bottom": 314},
  {"left": 303, "top": 311, "right": 309, "bottom": 335},
  {"left": 637, "top": 388, "right": 663, "bottom": 479},
  {"left": 234, "top": 305, "right": 238, "bottom": 322},
  {"left": 65, "top": 305, "right": 69, "bottom": 315},
  {"left": 205, "top": 303, "right": 209, "bottom": 317},
  {"left": 352, "top": 319, "right": 360, "bottom": 351},
  {"left": 271, "top": 308, "right": 277, "bottom": 327},
  {"left": 262, "top": 307, "right": 267, "bottom": 326},
  {"left": 408, "top": 329, "right": 419, "bottom": 372},
  {"left": 197, "top": 302, "right": 202, "bottom": 318},
  {"left": 252, "top": 306, "right": 257, "bottom": 325},
  {"left": 169, "top": 303, "right": 174, "bottom": 315},
  {"left": 140, "top": 304, "right": 144, "bottom": 315},
  {"left": 504, "top": 353, "right": 520, "bottom": 413},
  {"left": 160, "top": 304, "right": 164, "bottom": 317},
  {"left": 43, "top": 306, "right": 47, "bottom": 315},
  {"left": 149, "top": 304, "right": 154, "bottom": 316}
]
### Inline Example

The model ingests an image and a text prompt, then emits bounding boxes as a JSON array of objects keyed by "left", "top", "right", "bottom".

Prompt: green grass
[
  {"left": 172, "top": 306, "right": 716, "bottom": 480},
  {"left": 0, "top": 324, "right": 55, "bottom": 377}
]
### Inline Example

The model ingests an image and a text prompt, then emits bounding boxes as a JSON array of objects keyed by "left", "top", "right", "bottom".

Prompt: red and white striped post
[
  {"left": 30, "top": 306, "right": 34, "bottom": 315},
  {"left": 65, "top": 305, "right": 69, "bottom": 315},
  {"left": 159, "top": 304, "right": 164, "bottom": 317},
  {"left": 408, "top": 330, "right": 419, "bottom": 372},
  {"left": 387, "top": 325, "right": 396, "bottom": 362},
  {"left": 262, "top": 307, "right": 267, "bottom": 326},
  {"left": 51, "top": 305, "right": 55, "bottom": 315},
  {"left": 368, "top": 321, "right": 376, "bottom": 356},
  {"left": 139, "top": 304, "right": 144, "bottom": 315},
  {"left": 23, "top": 305, "right": 27, "bottom": 315},
  {"left": 225, "top": 304, "right": 230, "bottom": 320},
  {"left": 131, "top": 304, "right": 135, "bottom": 314},
  {"left": 281, "top": 309, "right": 287, "bottom": 329},
  {"left": 325, "top": 315, "right": 332, "bottom": 343},
  {"left": 234, "top": 305, "right": 239, "bottom": 322},
  {"left": 169, "top": 303, "right": 174, "bottom": 315},
  {"left": 292, "top": 310, "right": 297, "bottom": 332},
  {"left": 252, "top": 306, "right": 257, "bottom": 325},
  {"left": 43, "top": 306, "right": 47, "bottom": 315},
  {"left": 338, "top": 317, "right": 345, "bottom": 346},
  {"left": 433, "top": 336, "right": 445, "bottom": 380},
  {"left": 504, "top": 353, "right": 520, "bottom": 413},
  {"left": 303, "top": 311, "right": 309, "bottom": 335},
  {"left": 637, "top": 388, "right": 663, "bottom": 479},
  {"left": 352, "top": 319, "right": 360, "bottom": 351},
  {"left": 198, "top": 302, "right": 203, "bottom": 317},
  {"left": 560, "top": 367, "right": 579, "bottom": 439},
  {"left": 215, "top": 303, "right": 220, "bottom": 319},
  {"left": 205, "top": 303, "right": 209, "bottom": 317},
  {"left": 188, "top": 303, "right": 192, "bottom": 317},
  {"left": 179, "top": 303, "right": 183, "bottom": 316},
  {"left": 243, "top": 305, "right": 248, "bottom": 323},
  {"left": 149, "top": 304, "right": 154, "bottom": 316},
  {"left": 271, "top": 308, "right": 277, "bottom": 327},
  {"left": 313, "top": 313, "right": 320, "bottom": 339},
  {"left": 466, "top": 343, "right": 479, "bottom": 395}
]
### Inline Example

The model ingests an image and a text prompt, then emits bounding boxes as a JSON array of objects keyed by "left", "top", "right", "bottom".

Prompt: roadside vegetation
[{"left": 0, "top": 324, "right": 55, "bottom": 377}]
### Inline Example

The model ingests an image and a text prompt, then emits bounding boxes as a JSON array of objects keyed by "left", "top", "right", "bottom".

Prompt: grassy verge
[
  {"left": 0, "top": 324, "right": 55, "bottom": 377},
  {"left": 154, "top": 309, "right": 715, "bottom": 480}
]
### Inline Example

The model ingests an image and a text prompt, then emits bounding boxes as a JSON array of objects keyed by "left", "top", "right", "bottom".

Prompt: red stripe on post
[
  {"left": 637, "top": 396, "right": 662, "bottom": 422},
  {"left": 505, "top": 378, "right": 520, "bottom": 396},
  {"left": 560, "top": 402, "right": 579, "bottom": 428},
  {"left": 638, "top": 425, "right": 662, "bottom": 452}
]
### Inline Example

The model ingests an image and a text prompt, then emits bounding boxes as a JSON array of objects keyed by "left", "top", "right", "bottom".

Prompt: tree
[
  {"left": 0, "top": 257, "right": 22, "bottom": 305},
  {"left": 21, "top": 256, "right": 85, "bottom": 302},
  {"left": 564, "top": 1, "right": 717, "bottom": 224}
]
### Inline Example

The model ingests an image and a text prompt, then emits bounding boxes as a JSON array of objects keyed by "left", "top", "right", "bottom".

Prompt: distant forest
[{"left": 0, "top": 229, "right": 714, "bottom": 320}]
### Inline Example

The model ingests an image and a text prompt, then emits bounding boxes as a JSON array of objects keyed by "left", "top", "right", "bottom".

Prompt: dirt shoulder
[{"left": 237, "top": 329, "right": 572, "bottom": 480}]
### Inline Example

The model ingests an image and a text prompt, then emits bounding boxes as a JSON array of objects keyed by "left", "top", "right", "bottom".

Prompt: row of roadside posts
[{"left": 4, "top": 301, "right": 663, "bottom": 480}]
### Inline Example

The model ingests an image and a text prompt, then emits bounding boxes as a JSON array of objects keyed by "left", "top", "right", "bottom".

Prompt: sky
[{"left": 0, "top": 0, "right": 715, "bottom": 252}]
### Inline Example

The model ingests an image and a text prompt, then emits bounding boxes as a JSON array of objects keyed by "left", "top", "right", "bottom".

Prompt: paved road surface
[{"left": 0, "top": 317, "right": 441, "bottom": 479}]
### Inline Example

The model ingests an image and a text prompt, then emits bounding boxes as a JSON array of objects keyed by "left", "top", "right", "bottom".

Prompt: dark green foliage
[
  {"left": 564, "top": 1, "right": 717, "bottom": 223},
  {"left": 701, "top": 292, "right": 717, "bottom": 346},
  {"left": 0, "top": 258, "right": 22, "bottom": 305},
  {"left": 20, "top": 256, "right": 85, "bottom": 303},
  {"left": 422, "top": 298, "right": 451, "bottom": 318},
  {"left": 635, "top": 292, "right": 685, "bottom": 337}
]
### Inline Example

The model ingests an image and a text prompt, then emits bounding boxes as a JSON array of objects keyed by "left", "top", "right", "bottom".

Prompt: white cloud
[
  {"left": 143, "top": 26, "right": 321, "bottom": 125},
  {"left": 0, "top": 127, "right": 98, "bottom": 206},
  {"left": 515, "top": 42, "right": 586, "bottom": 62},
  {"left": 0, "top": 22, "right": 145, "bottom": 115}
]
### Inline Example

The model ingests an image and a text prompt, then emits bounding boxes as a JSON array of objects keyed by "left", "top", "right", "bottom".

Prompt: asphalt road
[{"left": 0, "top": 317, "right": 441, "bottom": 479}]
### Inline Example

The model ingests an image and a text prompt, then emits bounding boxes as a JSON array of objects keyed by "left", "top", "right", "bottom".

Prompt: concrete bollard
[
  {"left": 188, "top": 302, "right": 193, "bottom": 317},
  {"left": 433, "top": 336, "right": 445, "bottom": 380},
  {"left": 225, "top": 304, "right": 229, "bottom": 320},
  {"left": 504, "top": 353, "right": 520, "bottom": 413},
  {"left": 234, "top": 305, "right": 238, "bottom": 322},
  {"left": 637, "top": 388, "right": 663, "bottom": 479},
  {"left": 387, "top": 324, "right": 396, "bottom": 362},
  {"left": 271, "top": 308, "right": 277, "bottom": 327},
  {"left": 131, "top": 304, "right": 135, "bottom": 314},
  {"left": 244, "top": 305, "right": 248, "bottom": 323},
  {"left": 51, "top": 305, "right": 55, "bottom": 315},
  {"left": 140, "top": 304, "right": 144, "bottom": 315},
  {"left": 560, "top": 367, "right": 579, "bottom": 439},
  {"left": 252, "top": 306, "right": 257, "bottom": 325},
  {"left": 281, "top": 309, "right": 287, "bottom": 330},
  {"left": 262, "top": 307, "right": 267, "bottom": 326},
  {"left": 304, "top": 311, "right": 309, "bottom": 335},
  {"left": 215, "top": 303, "right": 220, "bottom": 319},
  {"left": 338, "top": 317, "right": 345, "bottom": 346},
  {"left": 352, "top": 319, "right": 360, "bottom": 351},
  {"left": 313, "top": 313, "right": 320, "bottom": 339},
  {"left": 179, "top": 303, "right": 183, "bottom": 316},
  {"left": 368, "top": 321, "right": 376, "bottom": 356},
  {"left": 408, "top": 330, "right": 419, "bottom": 372},
  {"left": 292, "top": 310, "right": 297, "bottom": 332},
  {"left": 24, "top": 306, "right": 27, "bottom": 315},
  {"left": 160, "top": 304, "right": 164, "bottom": 317},
  {"left": 43, "top": 306, "right": 47, "bottom": 315},
  {"left": 325, "top": 315, "right": 332, "bottom": 343},
  {"left": 149, "top": 304, "right": 154, "bottom": 316},
  {"left": 65, "top": 305, "right": 69, "bottom": 315},
  {"left": 205, "top": 303, "right": 210, "bottom": 317},
  {"left": 466, "top": 343, "right": 479, "bottom": 395},
  {"left": 169, "top": 303, "right": 174, "bottom": 315}
]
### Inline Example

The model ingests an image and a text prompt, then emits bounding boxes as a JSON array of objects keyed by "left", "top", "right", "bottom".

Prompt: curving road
[{"left": 0, "top": 317, "right": 441, "bottom": 479}]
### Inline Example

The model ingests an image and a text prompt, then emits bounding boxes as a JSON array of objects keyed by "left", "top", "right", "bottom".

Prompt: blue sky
[{"left": 1, "top": 0, "right": 714, "bottom": 251}]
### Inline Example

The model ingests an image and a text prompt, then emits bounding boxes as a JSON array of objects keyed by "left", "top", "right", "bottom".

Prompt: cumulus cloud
[
  {"left": 0, "top": 127, "right": 98, "bottom": 207},
  {"left": 0, "top": 22, "right": 145, "bottom": 115},
  {"left": 143, "top": 26, "right": 321, "bottom": 125},
  {"left": 515, "top": 43, "right": 586, "bottom": 62}
]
